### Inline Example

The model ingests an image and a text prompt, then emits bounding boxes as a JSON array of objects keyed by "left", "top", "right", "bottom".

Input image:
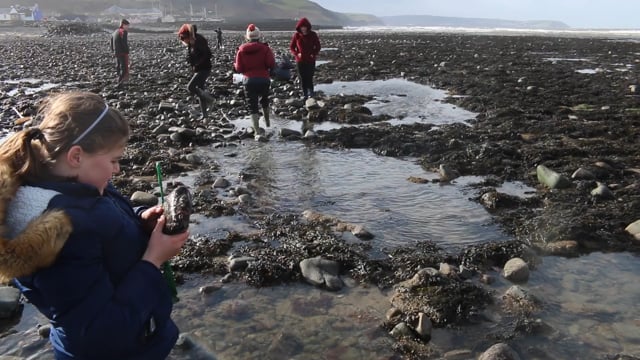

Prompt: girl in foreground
[{"left": 0, "top": 91, "right": 189, "bottom": 359}]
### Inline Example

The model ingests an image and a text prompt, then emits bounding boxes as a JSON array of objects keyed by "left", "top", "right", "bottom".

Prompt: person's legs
[
  {"left": 306, "top": 63, "right": 316, "bottom": 97},
  {"left": 187, "top": 70, "right": 212, "bottom": 118},
  {"left": 296, "top": 62, "right": 309, "bottom": 99},
  {"left": 187, "top": 70, "right": 208, "bottom": 95},
  {"left": 244, "top": 82, "right": 261, "bottom": 133},
  {"left": 258, "top": 82, "right": 271, "bottom": 127},
  {"left": 116, "top": 54, "right": 130, "bottom": 85},
  {"left": 116, "top": 56, "right": 124, "bottom": 83},
  {"left": 297, "top": 62, "right": 316, "bottom": 99},
  {"left": 121, "top": 54, "right": 130, "bottom": 83}
]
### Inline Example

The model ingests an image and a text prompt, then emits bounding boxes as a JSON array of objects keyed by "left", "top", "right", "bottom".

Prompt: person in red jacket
[
  {"left": 234, "top": 24, "right": 276, "bottom": 138},
  {"left": 289, "top": 17, "right": 321, "bottom": 100}
]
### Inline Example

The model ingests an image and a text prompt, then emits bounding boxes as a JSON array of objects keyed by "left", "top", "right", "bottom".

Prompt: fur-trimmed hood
[{"left": 0, "top": 162, "right": 71, "bottom": 283}]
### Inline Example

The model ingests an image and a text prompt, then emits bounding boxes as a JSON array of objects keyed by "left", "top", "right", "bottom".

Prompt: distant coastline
[{"left": 333, "top": 25, "right": 640, "bottom": 39}]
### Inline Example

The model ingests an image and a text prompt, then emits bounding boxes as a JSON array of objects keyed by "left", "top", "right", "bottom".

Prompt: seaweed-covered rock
[{"left": 390, "top": 269, "right": 493, "bottom": 327}]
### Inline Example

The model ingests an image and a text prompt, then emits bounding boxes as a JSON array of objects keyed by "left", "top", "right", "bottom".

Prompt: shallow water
[
  {"left": 316, "top": 78, "right": 476, "bottom": 126},
  {"left": 2, "top": 78, "right": 640, "bottom": 359},
  {"left": 2, "top": 78, "right": 89, "bottom": 96},
  {"left": 195, "top": 142, "right": 508, "bottom": 251},
  {"left": 168, "top": 252, "right": 640, "bottom": 359}
]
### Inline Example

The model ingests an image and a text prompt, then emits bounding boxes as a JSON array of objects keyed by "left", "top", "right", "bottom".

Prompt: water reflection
[{"left": 201, "top": 142, "right": 507, "bottom": 249}]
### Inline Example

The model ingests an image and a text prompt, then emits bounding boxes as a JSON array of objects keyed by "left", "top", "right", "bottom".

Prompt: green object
[
  {"left": 155, "top": 162, "right": 165, "bottom": 204},
  {"left": 155, "top": 162, "right": 179, "bottom": 303}
]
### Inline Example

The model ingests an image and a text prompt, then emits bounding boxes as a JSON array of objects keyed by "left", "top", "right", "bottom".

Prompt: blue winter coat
[{"left": 11, "top": 181, "right": 178, "bottom": 360}]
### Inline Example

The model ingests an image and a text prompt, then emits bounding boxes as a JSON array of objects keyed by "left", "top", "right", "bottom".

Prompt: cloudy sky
[{"left": 312, "top": 0, "right": 639, "bottom": 29}]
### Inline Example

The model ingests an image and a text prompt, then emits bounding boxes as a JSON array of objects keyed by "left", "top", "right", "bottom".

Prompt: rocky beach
[{"left": 2, "top": 23, "right": 640, "bottom": 359}]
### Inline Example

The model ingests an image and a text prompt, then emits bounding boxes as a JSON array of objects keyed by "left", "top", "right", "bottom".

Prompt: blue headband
[{"left": 72, "top": 104, "right": 109, "bottom": 145}]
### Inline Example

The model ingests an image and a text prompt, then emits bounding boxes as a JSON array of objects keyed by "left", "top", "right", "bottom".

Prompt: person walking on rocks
[
  {"left": 289, "top": 17, "right": 321, "bottom": 100},
  {"left": 110, "top": 19, "right": 130, "bottom": 87},
  {"left": 234, "top": 24, "right": 276, "bottom": 138},
  {"left": 214, "top": 27, "right": 223, "bottom": 49},
  {"left": 178, "top": 23, "right": 214, "bottom": 119},
  {"left": 0, "top": 91, "right": 189, "bottom": 360}
]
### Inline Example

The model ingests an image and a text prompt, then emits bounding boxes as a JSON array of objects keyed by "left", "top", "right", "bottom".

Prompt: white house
[
  {"left": 0, "top": 5, "right": 43, "bottom": 22},
  {"left": 0, "top": 7, "right": 21, "bottom": 21}
]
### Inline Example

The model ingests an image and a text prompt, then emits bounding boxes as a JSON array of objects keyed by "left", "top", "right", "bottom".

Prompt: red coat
[
  {"left": 234, "top": 41, "right": 275, "bottom": 79},
  {"left": 289, "top": 17, "right": 321, "bottom": 64}
]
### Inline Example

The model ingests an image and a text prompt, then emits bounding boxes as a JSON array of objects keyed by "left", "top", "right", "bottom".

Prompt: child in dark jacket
[
  {"left": 0, "top": 91, "right": 189, "bottom": 360},
  {"left": 110, "top": 19, "right": 130, "bottom": 86},
  {"left": 234, "top": 24, "right": 276, "bottom": 138},
  {"left": 178, "top": 23, "right": 214, "bottom": 119},
  {"left": 271, "top": 51, "right": 294, "bottom": 82},
  {"left": 289, "top": 17, "right": 321, "bottom": 100}
]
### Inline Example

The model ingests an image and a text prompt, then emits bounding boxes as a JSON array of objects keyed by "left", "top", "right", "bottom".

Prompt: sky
[{"left": 311, "top": 0, "right": 640, "bottom": 29}]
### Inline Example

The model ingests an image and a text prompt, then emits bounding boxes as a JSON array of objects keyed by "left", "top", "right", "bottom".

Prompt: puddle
[
  {"left": 191, "top": 142, "right": 508, "bottom": 250},
  {"left": 543, "top": 57, "right": 591, "bottom": 63},
  {"left": 576, "top": 69, "right": 599, "bottom": 74},
  {"left": 315, "top": 78, "right": 476, "bottom": 126},
  {"left": 7, "top": 83, "right": 60, "bottom": 96},
  {"left": 2, "top": 78, "right": 90, "bottom": 96}
]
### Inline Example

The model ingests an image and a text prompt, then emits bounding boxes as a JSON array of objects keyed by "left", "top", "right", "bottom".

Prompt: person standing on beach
[
  {"left": 214, "top": 27, "right": 223, "bottom": 49},
  {"left": 0, "top": 91, "right": 189, "bottom": 359},
  {"left": 289, "top": 17, "right": 321, "bottom": 100},
  {"left": 234, "top": 24, "right": 276, "bottom": 138},
  {"left": 110, "top": 19, "right": 130, "bottom": 87},
  {"left": 178, "top": 23, "right": 214, "bottom": 119}
]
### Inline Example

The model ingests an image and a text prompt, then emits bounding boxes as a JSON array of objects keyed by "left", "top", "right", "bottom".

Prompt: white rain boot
[{"left": 251, "top": 113, "right": 260, "bottom": 138}]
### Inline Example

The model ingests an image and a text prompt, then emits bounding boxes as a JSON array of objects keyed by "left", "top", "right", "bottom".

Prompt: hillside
[{"left": 0, "top": 0, "right": 375, "bottom": 26}]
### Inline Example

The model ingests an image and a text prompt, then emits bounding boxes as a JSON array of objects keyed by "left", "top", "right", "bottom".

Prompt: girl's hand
[
  {"left": 140, "top": 205, "right": 164, "bottom": 234},
  {"left": 142, "top": 215, "right": 189, "bottom": 268}
]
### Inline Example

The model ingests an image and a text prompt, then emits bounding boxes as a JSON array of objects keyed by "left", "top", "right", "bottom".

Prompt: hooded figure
[
  {"left": 289, "top": 17, "right": 321, "bottom": 100},
  {"left": 234, "top": 24, "right": 276, "bottom": 139}
]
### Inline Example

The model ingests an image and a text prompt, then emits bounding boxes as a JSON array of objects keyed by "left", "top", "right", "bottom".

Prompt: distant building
[
  {"left": 0, "top": 4, "right": 44, "bottom": 22},
  {"left": 0, "top": 7, "right": 22, "bottom": 21},
  {"left": 102, "top": 5, "right": 162, "bottom": 23},
  {"left": 0, "top": 8, "right": 13, "bottom": 21}
]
